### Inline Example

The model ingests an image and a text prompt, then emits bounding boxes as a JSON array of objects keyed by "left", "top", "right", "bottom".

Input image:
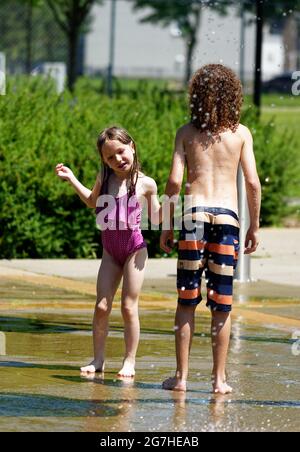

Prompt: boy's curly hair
[{"left": 189, "top": 64, "right": 243, "bottom": 134}]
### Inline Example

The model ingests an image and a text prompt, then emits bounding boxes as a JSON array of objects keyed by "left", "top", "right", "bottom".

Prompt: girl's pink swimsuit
[{"left": 96, "top": 182, "right": 147, "bottom": 267}]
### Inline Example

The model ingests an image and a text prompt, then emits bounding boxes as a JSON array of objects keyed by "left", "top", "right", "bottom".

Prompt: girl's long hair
[{"left": 97, "top": 126, "right": 141, "bottom": 197}]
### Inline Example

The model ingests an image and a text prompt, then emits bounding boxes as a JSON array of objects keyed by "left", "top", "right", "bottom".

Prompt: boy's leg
[
  {"left": 163, "top": 303, "right": 197, "bottom": 391},
  {"left": 119, "top": 247, "right": 148, "bottom": 377},
  {"left": 206, "top": 213, "right": 240, "bottom": 393},
  {"left": 81, "top": 249, "right": 123, "bottom": 373},
  {"left": 163, "top": 218, "right": 205, "bottom": 392},
  {"left": 211, "top": 310, "right": 232, "bottom": 394}
]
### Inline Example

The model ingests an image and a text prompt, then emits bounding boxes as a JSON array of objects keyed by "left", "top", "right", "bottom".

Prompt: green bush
[
  {"left": 0, "top": 77, "right": 297, "bottom": 258},
  {"left": 242, "top": 108, "right": 299, "bottom": 226}
]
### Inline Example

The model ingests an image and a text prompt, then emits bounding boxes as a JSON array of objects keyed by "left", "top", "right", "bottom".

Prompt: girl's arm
[
  {"left": 144, "top": 177, "right": 162, "bottom": 226},
  {"left": 55, "top": 163, "right": 101, "bottom": 208}
]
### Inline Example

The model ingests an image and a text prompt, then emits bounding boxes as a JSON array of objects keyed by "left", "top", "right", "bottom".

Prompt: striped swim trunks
[{"left": 177, "top": 207, "right": 240, "bottom": 312}]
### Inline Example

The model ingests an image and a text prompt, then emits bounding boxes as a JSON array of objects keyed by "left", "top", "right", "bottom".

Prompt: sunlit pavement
[
  {"left": 0, "top": 260, "right": 300, "bottom": 431},
  {"left": 1, "top": 228, "right": 300, "bottom": 290}
]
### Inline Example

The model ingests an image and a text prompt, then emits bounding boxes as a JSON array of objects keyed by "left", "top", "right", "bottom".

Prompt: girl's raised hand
[{"left": 55, "top": 163, "right": 74, "bottom": 181}]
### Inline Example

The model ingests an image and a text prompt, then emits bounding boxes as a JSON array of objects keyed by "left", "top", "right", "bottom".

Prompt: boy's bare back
[{"left": 172, "top": 122, "right": 255, "bottom": 214}]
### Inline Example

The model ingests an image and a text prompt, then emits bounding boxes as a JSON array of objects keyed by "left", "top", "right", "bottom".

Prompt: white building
[{"left": 85, "top": 0, "right": 284, "bottom": 82}]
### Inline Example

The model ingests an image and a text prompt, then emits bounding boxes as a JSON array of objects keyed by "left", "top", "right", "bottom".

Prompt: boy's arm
[
  {"left": 160, "top": 128, "right": 185, "bottom": 253},
  {"left": 240, "top": 126, "right": 262, "bottom": 254},
  {"left": 55, "top": 163, "right": 101, "bottom": 208}
]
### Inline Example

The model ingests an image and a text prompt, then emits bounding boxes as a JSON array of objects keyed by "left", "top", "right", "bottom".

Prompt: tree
[
  {"left": 19, "top": 0, "right": 43, "bottom": 73},
  {"left": 131, "top": 0, "right": 231, "bottom": 85},
  {"left": 0, "top": 0, "right": 68, "bottom": 74},
  {"left": 46, "top": 0, "right": 102, "bottom": 90},
  {"left": 244, "top": 0, "right": 300, "bottom": 19},
  {"left": 254, "top": 0, "right": 264, "bottom": 111},
  {"left": 248, "top": 0, "right": 300, "bottom": 70},
  {"left": 243, "top": 0, "right": 300, "bottom": 110}
]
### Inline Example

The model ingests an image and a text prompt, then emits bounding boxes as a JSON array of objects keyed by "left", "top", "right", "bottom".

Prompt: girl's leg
[
  {"left": 81, "top": 250, "right": 123, "bottom": 373},
  {"left": 211, "top": 310, "right": 232, "bottom": 394},
  {"left": 119, "top": 247, "right": 148, "bottom": 377}
]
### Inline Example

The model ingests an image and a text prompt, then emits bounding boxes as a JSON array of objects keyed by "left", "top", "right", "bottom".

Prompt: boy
[{"left": 160, "top": 64, "right": 261, "bottom": 394}]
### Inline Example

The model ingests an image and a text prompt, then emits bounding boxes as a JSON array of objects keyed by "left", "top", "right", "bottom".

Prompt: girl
[{"left": 55, "top": 126, "right": 161, "bottom": 377}]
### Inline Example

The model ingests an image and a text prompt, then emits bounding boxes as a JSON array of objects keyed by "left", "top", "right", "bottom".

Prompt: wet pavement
[{"left": 0, "top": 277, "right": 300, "bottom": 432}]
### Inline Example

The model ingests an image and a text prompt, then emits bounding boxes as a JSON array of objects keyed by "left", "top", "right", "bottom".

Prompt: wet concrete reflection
[
  {"left": 0, "top": 332, "right": 5, "bottom": 356},
  {"left": 0, "top": 279, "right": 300, "bottom": 431}
]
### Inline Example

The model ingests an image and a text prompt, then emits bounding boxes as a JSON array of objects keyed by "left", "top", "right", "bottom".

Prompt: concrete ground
[
  {"left": 0, "top": 229, "right": 299, "bottom": 297},
  {"left": 0, "top": 229, "right": 300, "bottom": 432}
]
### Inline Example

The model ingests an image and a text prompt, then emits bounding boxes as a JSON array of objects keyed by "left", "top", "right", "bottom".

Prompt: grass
[{"left": 245, "top": 93, "right": 300, "bottom": 108}]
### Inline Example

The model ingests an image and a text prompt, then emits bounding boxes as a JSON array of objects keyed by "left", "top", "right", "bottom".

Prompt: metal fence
[{"left": 0, "top": 0, "right": 68, "bottom": 75}]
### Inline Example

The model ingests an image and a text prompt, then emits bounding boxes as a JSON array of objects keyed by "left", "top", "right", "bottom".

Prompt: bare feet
[
  {"left": 81, "top": 372, "right": 104, "bottom": 382},
  {"left": 212, "top": 377, "right": 233, "bottom": 395},
  {"left": 162, "top": 377, "right": 187, "bottom": 392},
  {"left": 118, "top": 358, "right": 135, "bottom": 377},
  {"left": 80, "top": 360, "right": 105, "bottom": 374}
]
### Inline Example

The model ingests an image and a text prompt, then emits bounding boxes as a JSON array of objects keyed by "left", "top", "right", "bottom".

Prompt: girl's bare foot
[
  {"left": 118, "top": 358, "right": 135, "bottom": 377},
  {"left": 80, "top": 360, "right": 105, "bottom": 374},
  {"left": 162, "top": 377, "right": 187, "bottom": 392},
  {"left": 81, "top": 372, "right": 104, "bottom": 382}
]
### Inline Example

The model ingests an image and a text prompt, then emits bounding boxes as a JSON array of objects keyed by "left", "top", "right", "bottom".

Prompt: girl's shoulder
[
  {"left": 138, "top": 172, "right": 155, "bottom": 184},
  {"left": 137, "top": 173, "right": 157, "bottom": 195}
]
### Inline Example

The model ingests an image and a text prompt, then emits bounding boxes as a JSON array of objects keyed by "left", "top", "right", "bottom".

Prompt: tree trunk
[
  {"left": 25, "top": 1, "right": 33, "bottom": 74},
  {"left": 283, "top": 15, "right": 298, "bottom": 72},
  {"left": 184, "top": 7, "right": 201, "bottom": 86},
  {"left": 67, "top": 29, "right": 79, "bottom": 91},
  {"left": 254, "top": 0, "right": 264, "bottom": 113},
  {"left": 185, "top": 33, "right": 196, "bottom": 85}
]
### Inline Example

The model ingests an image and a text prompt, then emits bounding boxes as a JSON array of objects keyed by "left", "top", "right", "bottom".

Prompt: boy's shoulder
[
  {"left": 176, "top": 122, "right": 194, "bottom": 137},
  {"left": 236, "top": 123, "right": 252, "bottom": 139},
  {"left": 174, "top": 123, "right": 196, "bottom": 148}
]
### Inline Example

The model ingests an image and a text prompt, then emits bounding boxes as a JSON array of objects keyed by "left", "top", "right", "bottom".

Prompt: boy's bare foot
[
  {"left": 212, "top": 379, "right": 233, "bottom": 395},
  {"left": 118, "top": 358, "right": 135, "bottom": 377},
  {"left": 162, "top": 377, "right": 187, "bottom": 392},
  {"left": 80, "top": 360, "right": 105, "bottom": 374}
]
